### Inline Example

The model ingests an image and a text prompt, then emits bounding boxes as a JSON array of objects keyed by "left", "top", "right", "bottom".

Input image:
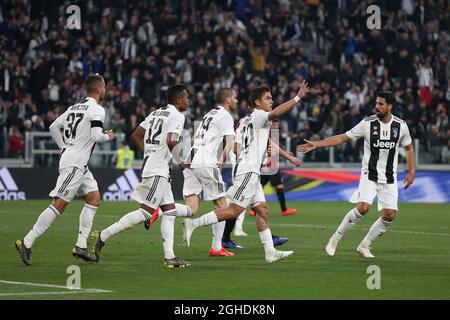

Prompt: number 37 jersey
[
  {"left": 140, "top": 104, "right": 185, "bottom": 178},
  {"left": 56, "top": 97, "right": 105, "bottom": 169}
]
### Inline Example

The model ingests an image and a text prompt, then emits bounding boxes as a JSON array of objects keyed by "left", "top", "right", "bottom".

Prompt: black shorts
[{"left": 260, "top": 172, "right": 283, "bottom": 187}]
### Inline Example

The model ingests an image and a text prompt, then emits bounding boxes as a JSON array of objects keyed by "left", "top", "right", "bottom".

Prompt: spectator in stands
[
  {"left": 8, "top": 125, "right": 25, "bottom": 158},
  {"left": 248, "top": 40, "right": 270, "bottom": 75},
  {"left": 0, "top": 0, "right": 448, "bottom": 164}
]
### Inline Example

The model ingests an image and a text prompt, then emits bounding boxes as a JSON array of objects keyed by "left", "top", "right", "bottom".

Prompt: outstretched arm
[
  {"left": 297, "top": 134, "right": 350, "bottom": 153},
  {"left": 268, "top": 80, "right": 309, "bottom": 121},
  {"left": 269, "top": 139, "right": 301, "bottom": 166}
]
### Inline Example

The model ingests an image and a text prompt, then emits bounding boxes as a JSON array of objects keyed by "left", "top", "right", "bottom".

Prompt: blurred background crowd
[{"left": 0, "top": 0, "right": 449, "bottom": 165}]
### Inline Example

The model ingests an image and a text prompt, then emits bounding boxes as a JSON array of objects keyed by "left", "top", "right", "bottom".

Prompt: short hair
[
  {"left": 376, "top": 91, "right": 396, "bottom": 106},
  {"left": 216, "top": 87, "right": 234, "bottom": 104},
  {"left": 248, "top": 85, "right": 270, "bottom": 108},
  {"left": 167, "top": 84, "right": 187, "bottom": 104},
  {"left": 85, "top": 74, "right": 104, "bottom": 94}
]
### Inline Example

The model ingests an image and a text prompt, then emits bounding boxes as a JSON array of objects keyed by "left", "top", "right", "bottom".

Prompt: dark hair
[
  {"left": 167, "top": 84, "right": 187, "bottom": 104},
  {"left": 85, "top": 74, "right": 104, "bottom": 94},
  {"left": 376, "top": 91, "right": 396, "bottom": 106},
  {"left": 216, "top": 87, "right": 234, "bottom": 104},
  {"left": 248, "top": 85, "right": 270, "bottom": 108}
]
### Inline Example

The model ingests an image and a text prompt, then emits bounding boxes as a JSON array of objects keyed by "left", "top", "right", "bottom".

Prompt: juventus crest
[{"left": 392, "top": 127, "right": 398, "bottom": 139}]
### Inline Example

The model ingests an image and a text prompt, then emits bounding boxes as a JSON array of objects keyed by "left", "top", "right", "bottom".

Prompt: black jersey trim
[
  {"left": 368, "top": 120, "right": 380, "bottom": 182},
  {"left": 385, "top": 121, "right": 401, "bottom": 184}
]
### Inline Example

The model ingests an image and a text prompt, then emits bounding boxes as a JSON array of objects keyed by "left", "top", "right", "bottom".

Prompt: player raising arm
[{"left": 183, "top": 80, "right": 309, "bottom": 263}]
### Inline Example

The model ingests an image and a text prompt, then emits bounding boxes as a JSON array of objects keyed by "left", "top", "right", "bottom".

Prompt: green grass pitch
[{"left": 1, "top": 200, "right": 449, "bottom": 299}]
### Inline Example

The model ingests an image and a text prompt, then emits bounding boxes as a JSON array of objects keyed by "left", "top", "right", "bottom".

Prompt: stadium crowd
[{"left": 0, "top": 0, "right": 449, "bottom": 164}]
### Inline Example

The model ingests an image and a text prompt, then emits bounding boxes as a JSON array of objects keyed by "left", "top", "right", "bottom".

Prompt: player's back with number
[
  {"left": 141, "top": 105, "right": 185, "bottom": 178},
  {"left": 191, "top": 106, "right": 234, "bottom": 168},
  {"left": 58, "top": 97, "right": 105, "bottom": 169}
]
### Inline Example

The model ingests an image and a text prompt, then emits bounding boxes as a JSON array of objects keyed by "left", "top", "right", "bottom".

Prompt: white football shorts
[
  {"left": 349, "top": 173, "right": 398, "bottom": 211},
  {"left": 226, "top": 172, "right": 265, "bottom": 209},
  {"left": 131, "top": 175, "right": 174, "bottom": 209},
  {"left": 49, "top": 166, "right": 99, "bottom": 202},
  {"left": 183, "top": 167, "right": 226, "bottom": 201}
]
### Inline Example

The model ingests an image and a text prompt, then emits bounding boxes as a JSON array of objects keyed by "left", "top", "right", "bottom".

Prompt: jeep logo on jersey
[
  {"left": 103, "top": 169, "right": 139, "bottom": 201},
  {"left": 373, "top": 140, "right": 396, "bottom": 149},
  {"left": 0, "top": 167, "right": 26, "bottom": 200}
]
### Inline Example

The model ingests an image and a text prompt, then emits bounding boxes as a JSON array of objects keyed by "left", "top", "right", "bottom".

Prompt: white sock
[
  {"left": 100, "top": 208, "right": 149, "bottom": 242},
  {"left": 333, "top": 208, "right": 363, "bottom": 241},
  {"left": 211, "top": 221, "right": 225, "bottom": 251},
  {"left": 259, "top": 228, "right": 276, "bottom": 256},
  {"left": 161, "top": 209, "right": 177, "bottom": 217},
  {"left": 160, "top": 215, "right": 176, "bottom": 259},
  {"left": 24, "top": 205, "right": 60, "bottom": 248},
  {"left": 360, "top": 218, "right": 391, "bottom": 247},
  {"left": 235, "top": 210, "right": 246, "bottom": 232},
  {"left": 192, "top": 211, "right": 218, "bottom": 228},
  {"left": 175, "top": 203, "right": 192, "bottom": 217},
  {"left": 76, "top": 204, "right": 97, "bottom": 248}
]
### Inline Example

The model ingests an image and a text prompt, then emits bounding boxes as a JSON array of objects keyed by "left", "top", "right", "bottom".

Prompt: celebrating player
[
  {"left": 222, "top": 118, "right": 299, "bottom": 249},
  {"left": 297, "top": 91, "right": 415, "bottom": 258},
  {"left": 182, "top": 87, "right": 237, "bottom": 257},
  {"left": 92, "top": 84, "right": 193, "bottom": 268},
  {"left": 15, "top": 74, "right": 115, "bottom": 266},
  {"left": 183, "top": 81, "right": 309, "bottom": 263}
]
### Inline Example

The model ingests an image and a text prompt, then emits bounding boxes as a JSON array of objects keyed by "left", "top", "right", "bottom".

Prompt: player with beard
[
  {"left": 182, "top": 87, "right": 238, "bottom": 257},
  {"left": 297, "top": 91, "right": 415, "bottom": 258}
]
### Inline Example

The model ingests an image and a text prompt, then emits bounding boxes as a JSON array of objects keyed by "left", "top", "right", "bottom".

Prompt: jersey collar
[
  {"left": 372, "top": 114, "right": 394, "bottom": 125},
  {"left": 379, "top": 114, "right": 394, "bottom": 125},
  {"left": 217, "top": 105, "right": 228, "bottom": 112},
  {"left": 86, "top": 97, "right": 97, "bottom": 103}
]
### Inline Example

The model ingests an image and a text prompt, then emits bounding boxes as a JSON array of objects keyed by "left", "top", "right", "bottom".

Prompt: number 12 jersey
[{"left": 140, "top": 104, "right": 185, "bottom": 178}]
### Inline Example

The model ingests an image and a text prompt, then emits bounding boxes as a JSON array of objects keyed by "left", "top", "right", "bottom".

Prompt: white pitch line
[
  {"left": 0, "top": 291, "right": 105, "bottom": 297},
  {"left": 0, "top": 280, "right": 112, "bottom": 293},
  {"left": 246, "top": 222, "right": 450, "bottom": 237}
]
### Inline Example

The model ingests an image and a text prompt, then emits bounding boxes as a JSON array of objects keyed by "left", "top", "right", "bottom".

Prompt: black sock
[
  {"left": 276, "top": 188, "right": 287, "bottom": 211},
  {"left": 222, "top": 219, "right": 236, "bottom": 242}
]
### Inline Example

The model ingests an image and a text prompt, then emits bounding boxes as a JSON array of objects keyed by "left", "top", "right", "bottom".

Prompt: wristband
[{"left": 294, "top": 95, "right": 301, "bottom": 102}]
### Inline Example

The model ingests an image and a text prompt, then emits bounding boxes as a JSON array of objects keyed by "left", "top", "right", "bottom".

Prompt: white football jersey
[
  {"left": 140, "top": 104, "right": 185, "bottom": 178},
  {"left": 345, "top": 115, "right": 412, "bottom": 184},
  {"left": 234, "top": 109, "right": 271, "bottom": 176},
  {"left": 190, "top": 106, "right": 235, "bottom": 169},
  {"left": 55, "top": 97, "right": 105, "bottom": 169}
]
